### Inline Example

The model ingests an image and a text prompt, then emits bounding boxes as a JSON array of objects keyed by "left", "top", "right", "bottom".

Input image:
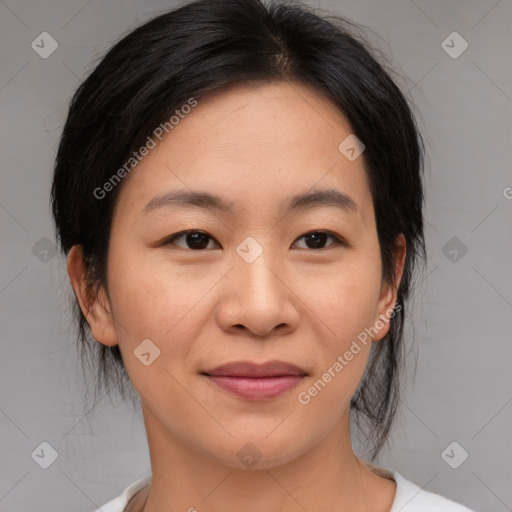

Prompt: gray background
[{"left": 1, "top": 0, "right": 511, "bottom": 511}]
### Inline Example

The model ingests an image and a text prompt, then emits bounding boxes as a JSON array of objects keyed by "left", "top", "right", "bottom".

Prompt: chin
[{"left": 197, "top": 429, "right": 317, "bottom": 471}]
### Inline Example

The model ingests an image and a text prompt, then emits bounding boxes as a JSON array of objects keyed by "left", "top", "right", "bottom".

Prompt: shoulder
[
  {"left": 92, "top": 475, "right": 152, "bottom": 512},
  {"left": 390, "top": 471, "right": 476, "bottom": 512}
]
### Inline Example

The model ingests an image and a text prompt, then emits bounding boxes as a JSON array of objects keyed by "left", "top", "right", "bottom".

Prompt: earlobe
[
  {"left": 372, "top": 234, "right": 407, "bottom": 342},
  {"left": 67, "top": 245, "right": 118, "bottom": 347}
]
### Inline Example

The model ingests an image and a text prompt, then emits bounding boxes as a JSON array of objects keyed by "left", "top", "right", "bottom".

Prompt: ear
[
  {"left": 372, "top": 234, "right": 406, "bottom": 342},
  {"left": 67, "top": 245, "right": 118, "bottom": 347}
]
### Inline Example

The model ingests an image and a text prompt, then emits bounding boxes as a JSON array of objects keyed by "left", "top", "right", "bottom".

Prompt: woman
[{"left": 51, "top": 0, "right": 476, "bottom": 510}]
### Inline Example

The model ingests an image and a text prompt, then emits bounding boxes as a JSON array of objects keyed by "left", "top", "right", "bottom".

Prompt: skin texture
[{"left": 68, "top": 80, "right": 406, "bottom": 512}]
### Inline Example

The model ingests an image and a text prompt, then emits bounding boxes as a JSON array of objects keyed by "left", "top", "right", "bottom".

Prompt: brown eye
[
  {"left": 165, "top": 231, "right": 220, "bottom": 250},
  {"left": 292, "top": 231, "right": 344, "bottom": 250}
]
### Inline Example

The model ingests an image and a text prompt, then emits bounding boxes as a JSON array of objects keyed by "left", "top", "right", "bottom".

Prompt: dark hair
[{"left": 51, "top": 0, "right": 425, "bottom": 460}]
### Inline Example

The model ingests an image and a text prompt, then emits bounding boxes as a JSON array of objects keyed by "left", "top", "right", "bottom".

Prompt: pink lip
[{"left": 201, "top": 361, "right": 307, "bottom": 400}]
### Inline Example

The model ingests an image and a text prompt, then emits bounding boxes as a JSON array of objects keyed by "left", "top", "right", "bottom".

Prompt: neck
[{"left": 138, "top": 404, "right": 395, "bottom": 512}]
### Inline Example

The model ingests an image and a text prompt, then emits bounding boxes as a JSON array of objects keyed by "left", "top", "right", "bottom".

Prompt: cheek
[
  {"left": 107, "top": 259, "right": 207, "bottom": 411},
  {"left": 294, "top": 277, "right": 378, "bottom": 422},
  {"left": 293, "top": 255, "right": 382, "bottom": 399},
  {"left": 296, "top": 256, "right": 383, "bottom": 341},
  {"left": 107, "top": 250, "right": 205, "bottom": 336},
  {"left": 106, "top": 252, "right": 224, "bottom": 389}
]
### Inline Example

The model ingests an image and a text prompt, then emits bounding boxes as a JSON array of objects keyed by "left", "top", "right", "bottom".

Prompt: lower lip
[{"left": 204, "top": 375, "right": 305, "bottom": 400}]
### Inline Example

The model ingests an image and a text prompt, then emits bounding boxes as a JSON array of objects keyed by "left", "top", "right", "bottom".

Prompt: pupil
[
  {"left": 187, "top": 232, "right": 209, "bottom": 249},
  {"left": 307, "top": 232, "right": 326, "bottom": 249}
]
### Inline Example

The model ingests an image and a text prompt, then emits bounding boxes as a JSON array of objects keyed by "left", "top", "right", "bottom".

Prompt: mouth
[{"left": 200, "top": 361, "right": 308, "bottom": 400}]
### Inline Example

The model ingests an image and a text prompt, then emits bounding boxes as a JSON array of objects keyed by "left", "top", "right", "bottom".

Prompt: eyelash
[{"left": 163, "top": 230, "right": 345, "bottom": 251}]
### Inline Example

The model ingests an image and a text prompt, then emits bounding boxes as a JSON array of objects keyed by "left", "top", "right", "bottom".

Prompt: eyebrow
[{"left": 141, "top": 188, "right": 361, "bottom": 217}]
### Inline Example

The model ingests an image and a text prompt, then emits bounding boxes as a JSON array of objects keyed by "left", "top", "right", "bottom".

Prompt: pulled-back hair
[{"left": 51, "top": 0, "right": 425, "bottom": 460}]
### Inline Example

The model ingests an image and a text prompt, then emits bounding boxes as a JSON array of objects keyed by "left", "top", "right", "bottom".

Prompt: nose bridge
[
  {"left": 215, "top": 235, "right": 299, "bottom": 336},
  {"left": 233, "top": 236, "right": 284, "bottom": 303}
]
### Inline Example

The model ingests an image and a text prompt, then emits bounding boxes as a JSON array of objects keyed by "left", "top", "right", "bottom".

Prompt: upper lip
[{"left": 202, "top": 360, "right": 307, "bottom": 377}]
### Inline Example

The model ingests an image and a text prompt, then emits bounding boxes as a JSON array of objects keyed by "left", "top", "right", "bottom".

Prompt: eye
[
  {"left": 163, "top": 230, "right": 344, "bottom": 251},
  {"left": 164, "top": 230, "right": 220, "bottom": 250},
  {"left": 292, "top": 231, "right": 345, "bottom": 250}
]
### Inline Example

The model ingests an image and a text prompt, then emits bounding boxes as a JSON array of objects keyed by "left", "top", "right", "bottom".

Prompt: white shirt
[{"left": 93, "top": 469, "right": 476, "bottom": 512}]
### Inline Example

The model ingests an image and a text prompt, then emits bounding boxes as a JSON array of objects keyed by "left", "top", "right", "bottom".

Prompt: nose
[{"left": 215, "top": 245, "right": 300, "bottom": 337}]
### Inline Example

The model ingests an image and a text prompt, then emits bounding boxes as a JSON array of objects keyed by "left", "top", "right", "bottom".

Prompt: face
[{"left": 69, "top": 80, "right": 404, "bottom": 469}]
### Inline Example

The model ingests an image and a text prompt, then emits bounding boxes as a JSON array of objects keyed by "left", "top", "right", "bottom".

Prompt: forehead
[
  {"left": 114, "top": 80, "right": 373, "bottom": 222},
  {"left": 164, "top": 80, "right": 352, "bottom": 153}
]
